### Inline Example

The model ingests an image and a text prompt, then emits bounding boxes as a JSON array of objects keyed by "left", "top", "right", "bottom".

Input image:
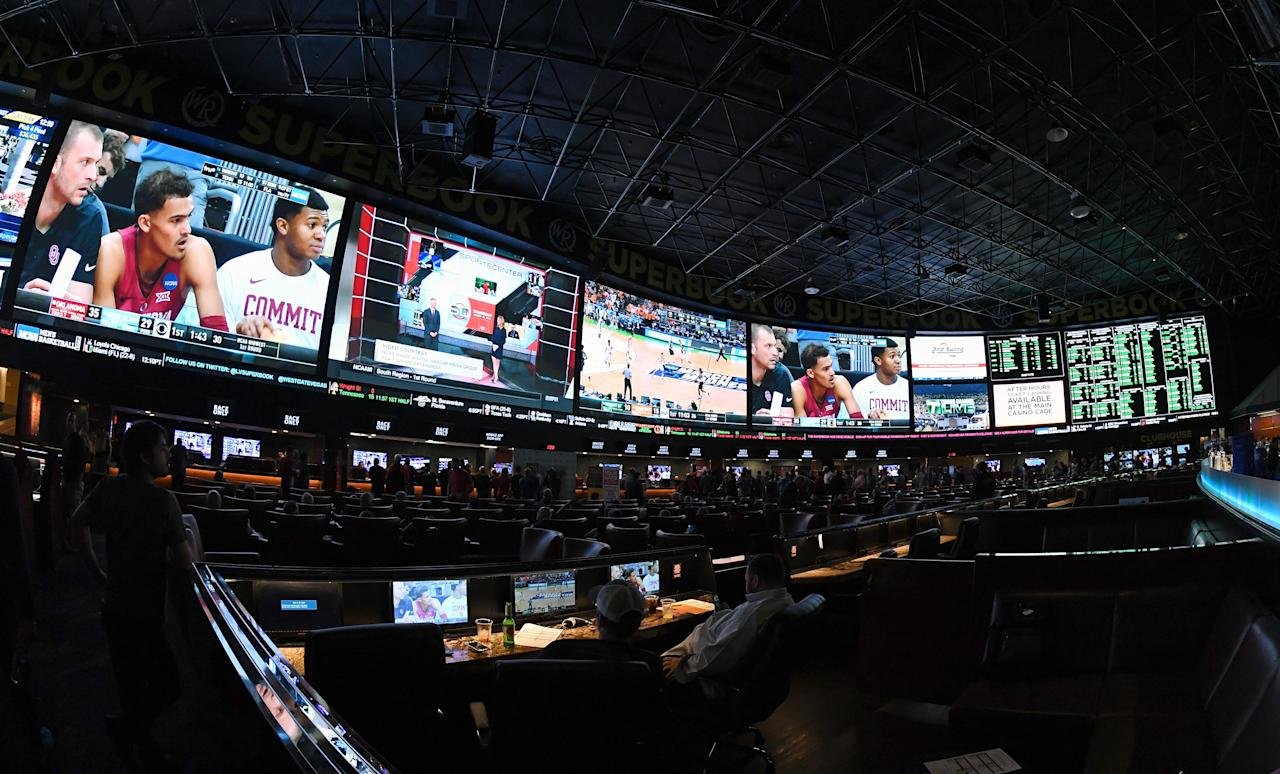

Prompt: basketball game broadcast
[{"left": 575, "top": 280, "right": 747, "bottom": 424}]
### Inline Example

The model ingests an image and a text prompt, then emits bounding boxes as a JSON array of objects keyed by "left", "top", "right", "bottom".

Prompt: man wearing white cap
[{"left": 539, "top": 580, "right": 663, "bottom": 681}]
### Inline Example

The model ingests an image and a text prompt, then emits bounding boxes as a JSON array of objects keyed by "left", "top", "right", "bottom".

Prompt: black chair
[
  {"left": 476, "top": 518, "right": 529, "bottom": 558},
  {"left": 941, "top": 516, "right": 980, "bottom": 560},
  {"left": 694, "top": 594, "right": 827, "bottom": 774},
  {"left": 780, "top": 512, "right": 815, "bottom": 536},
  {"left": 604, "top": 522, "right": 650, "bottom": 553},
  {"left": 906, "top": 528, "right": 941, "bottom": 559},
  {"left": 333, "top": 515, "right": 400, "bottom": 564},
  {"left": 265, "top": 514, "right": 331, "bottom": 564},
  {"left": 400, "top": 517, "right": 469, "bottom": 563},
  {"left": 655, "top": 529, "right": 707, "bottom": 549},
  {"left": 537, "top": 517, "right": 591, "bottom": 539},
  {"left": 562, "top": 537, "right": 611, "bottom": 559},
  {"left": 519, "top": 526, "right": 564, "bottom": 562},
  {"left": 472, "top": 659, "right": 660, "bottom": 771},
  {"left": 187, "top": 505, "right": 267, "bottom": 553},
  {"left": 306, "top": 623, "right": 446, "bottom": 773}
]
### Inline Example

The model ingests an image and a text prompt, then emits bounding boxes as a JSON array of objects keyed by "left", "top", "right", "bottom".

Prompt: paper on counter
[
  {"left": 513, "top": 623, "right": 563, "bottom": 648},
  {"left": 924, "top": 748, "right": 1020, "bottom": 774},
  {"left": 668, "top": 599, "right": 716, "bottom": 614}
]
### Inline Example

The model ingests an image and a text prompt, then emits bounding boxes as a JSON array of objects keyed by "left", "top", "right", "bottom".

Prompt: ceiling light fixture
[
  {"left": 1046, "top": 126, "right": 1069, "bottom": 143},
  {"left": 1174, "top": 227, "right": 1189, "bottom": 241},
  {"left": 1069, "top": 202, "right": 1091, "bottom": 219},
  {"left": 803, "top": 277, "right": 820, "bottom": 295}
]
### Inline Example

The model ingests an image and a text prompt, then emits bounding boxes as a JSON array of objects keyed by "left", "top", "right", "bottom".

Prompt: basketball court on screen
[{"left": 579, "top": 319, "right": 746, "bottom": 418}]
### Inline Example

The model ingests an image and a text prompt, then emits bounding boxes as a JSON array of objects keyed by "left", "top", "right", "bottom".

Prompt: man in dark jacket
[{"left": 369, "top": 458, "right": 386, "bottom": 498}]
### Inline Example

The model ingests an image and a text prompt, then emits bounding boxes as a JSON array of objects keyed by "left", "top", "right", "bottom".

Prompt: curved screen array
[{"left": 0, "top": 108, "right": 1219, "bottom": 441}]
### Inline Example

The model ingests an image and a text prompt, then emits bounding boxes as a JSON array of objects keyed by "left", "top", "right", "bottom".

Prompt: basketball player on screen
[
  {"left": 92, "top": 170, "right": 229, "bottom": 330},
  {"left": 791, "top": 343, "right": 861, "bottom": 420},
  {"left": 216, "top": 187, "right": 331, "bottom": 349},
  {"left": 851, "top": 338, "right": 910, "bottom": 421}
]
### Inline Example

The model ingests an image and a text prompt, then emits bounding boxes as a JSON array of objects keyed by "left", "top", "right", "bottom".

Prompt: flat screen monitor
[
  {"left": 12, "top": 122, "right": 347, "bottom": 381},
  {"left": 986, "top": 332, "right": 1063, "bottom": 381},
  {"left": 390, "top": 579, "right": 468, "bottom": 625},
  {"left": 352, "top": 449, "right": 387, "bottom": 469},
  {"left": 326, "top": 203, "right": 579, "bottom": 413},
  {"left": 577, "top": 280, "right": 747, "bottom": 424},
  {"left": 0, "top": 107, "right": 57, "bottom": 292},
  {"left": 437, "top": 458, "right": 453, "bottom": 472},
  {"left": 1024, "top": 457, "right": 1046, "bottom": 467},
  {"left": 611, "top": 560, "right": 661, "bottom": 596},
  {"left": 878, "top": 464, "right": 901, "bottom": 478},
  {"left": 761, "top": 328, "right": 910, "bottom": 430},
  {"left": 254, "top": 581, "right": 342, "bottom": 633},
  {"left": 912, "top": 382, "right": 990, "bottom": 433},
  {"left": 491, "top": 462, "right": 513, "bottom": 475},
  {"left": 992, "top": 380, "right": 1067, "bottom": 428},
  {"left": 513, "top": 570, "right": 576, "bottom": 617},
  {"left": 173, "top": 429, "right": 212, "bottom": 460},
  {"left": 1176, "top": 444, "right": 1191, "bottom": 455},
  {"left": 908, "top": 335, "right": 988, "bottom": 381},
  {"left": 983, "top": 459, "right": 1002, "bottom": 472},
  {"left": 222, "top": 436, "right": 261, "bottom": 459},
  {"left": 646, "top": 464, "right": 671, "bottom": 485},
  {"left": 405, "top": 456, "right": 429, "bottom": 470}
]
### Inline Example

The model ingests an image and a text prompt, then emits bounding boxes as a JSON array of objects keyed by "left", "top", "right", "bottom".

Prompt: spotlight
[
  {"left": 1174, "top": 227, "right": 1189, "bottom": 241},
  {"left": 1069, "top": 202, "right": 1091, "bottom": 219},
  {"left": 803, "top": 277, "right": 820, "bottom": 295},
  {"left": 1046, "top": 126, "right": 1069, "bottom": 143}
]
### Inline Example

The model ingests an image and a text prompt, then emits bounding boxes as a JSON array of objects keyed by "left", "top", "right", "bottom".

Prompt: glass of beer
[
  {"left": 645, "top": 594, "right": 659, "bottom": 615},
  {"left": 661, "top": 599, "right": 676, "bottom": 620},
  {"left": 475, "top": 618, "right": 493, "bottom": 644}
]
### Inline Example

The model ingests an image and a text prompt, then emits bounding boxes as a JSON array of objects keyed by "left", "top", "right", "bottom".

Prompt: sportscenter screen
[
  {"left": 756, "top": 327, "right": 910, "bottom": 430},
  {"left": 327, "top": 204, "right": 579, "bottom": 414},
  {"left": 11, "top": 121, "right": 345, "bottom": 380},
  {"left": 577, "top": 280, "right": 747, "bottom": 424},
  {"left": 0, "top": 107, "right": 56, "bottom": 292}
]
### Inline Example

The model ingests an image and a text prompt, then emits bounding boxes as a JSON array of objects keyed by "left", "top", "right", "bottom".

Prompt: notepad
[
  {"left": 924, "top": 748, "right": 1020, "bottom": 773},
  {"left": 669, "top": 599, "right": 716, "bottom": 614},
  {"left": 513, "top": 623, "right": 562, "bottom": 648}
]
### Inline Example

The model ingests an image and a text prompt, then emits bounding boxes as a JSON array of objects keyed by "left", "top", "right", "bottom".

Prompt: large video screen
[
  {"left": 173, "top": 429, "right": 212, "bottom": 459},
  {"left": 11, "top": 121, "right": 346, "bottom": 380},
  {"left": 578, "top": 280, "right": 747, "bottom": 424},
  {"left": 222, "top": 436, "right": 261, "bottom": 459},
  {"left": 909, "top": 335, "right": 987, "bottom": 381},
  {"left": 912, "top": 382, "right": 990, "bottom": 433},
  {"left": 757, "top": 327, "right": 910, "bottom": 430},
  {"left": 992, "top": 380, "right": 1067, "bottom": 428},
  {"left": 327, "top": 204, "right": 579, "bottom": 414},
  {"left": 1064, "top": 314, "right": 1216, "bottom": 428},
  {"left": 513, "top": 570, "right": 576, "bottom": 616},
  {"left": 0, "top": 108, "right": 57, "bottom": 291}
]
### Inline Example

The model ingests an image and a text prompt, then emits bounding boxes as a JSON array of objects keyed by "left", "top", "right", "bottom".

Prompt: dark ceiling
[{"left": 5, "top": 0, "right": 1279, "bottom": 319}]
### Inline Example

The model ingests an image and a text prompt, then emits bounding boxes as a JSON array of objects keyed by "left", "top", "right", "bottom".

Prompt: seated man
[
  {"left": 540, "top": 580, "right": 663, "bottom": 681},
  {"left": 661, "top": 553, "right": 793, "bottom": 684}
]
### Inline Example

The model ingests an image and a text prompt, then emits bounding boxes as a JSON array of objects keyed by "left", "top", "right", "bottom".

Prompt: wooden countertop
[{"left": 790, "top": 535, "right": 956, "bottom": 583}]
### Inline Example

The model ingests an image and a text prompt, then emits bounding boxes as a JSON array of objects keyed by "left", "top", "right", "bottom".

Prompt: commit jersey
[
  {"left": 852, "top": 374, "right": 910, "bottom": 422},
  {"left": 216, "top": 249, "right": 328, "bottom": 350}
]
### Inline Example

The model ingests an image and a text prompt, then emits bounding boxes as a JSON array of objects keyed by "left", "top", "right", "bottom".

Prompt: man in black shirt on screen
[{"left": 748, "top": 323, "right": 794, "bottom": 417}]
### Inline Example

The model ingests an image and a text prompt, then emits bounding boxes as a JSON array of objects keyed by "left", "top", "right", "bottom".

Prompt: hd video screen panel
[
  {"left": 757, "top": 327, "right": 910, "bottom": 430},
  {"left": 0, "top": 108, "right": 56, "bottom": 291},
  {"left": 909, "top": 335, "right": 988, "bottom": 433},
  {"left": 1064, "top": 314, "right": 1215, "bottom": 428},
  {"left": 909, "top": 335, "right": 987, "bottom": 381},
  {"left": 578, "top": 280, "right": 747, "bottom": 424},
  {"left": 327, "top": 204, "right": 579, "bottom": 414},
  {"left": 11, "top": 121, "right": 346, "bottom": 379}
]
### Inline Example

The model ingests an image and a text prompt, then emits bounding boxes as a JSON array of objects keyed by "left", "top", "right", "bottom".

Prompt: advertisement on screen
[
  {"left": 327, "top": 204, "right": 579, "bottom": 414},
  {"left": 0, "top": 108, "right": 57, "bottom": 291},
  {"left": 391, "top": 580, "right": 469, "bottom": 625},
  {"left": 909, "top": 335, "right": 988, "bottom": 381},
  {"left": 993, "top": 380, "right": 1067, "bottom": 428},
  {"left": 757, "top": 327, "right": 910, "bottom": 429},
  {"left": 578, "top": 280, "right": 747, "bottom": 424},
  {"left": 11, "top": 121, "right": 345, "bottom": 379},
  {"left": 912, "top": 382, "right": 990, "bottom": 433}
]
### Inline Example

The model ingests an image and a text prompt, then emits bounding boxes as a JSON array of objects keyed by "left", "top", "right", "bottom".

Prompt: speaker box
[{"left": 461, "top": 112, "right": 496, "bottom": 169}]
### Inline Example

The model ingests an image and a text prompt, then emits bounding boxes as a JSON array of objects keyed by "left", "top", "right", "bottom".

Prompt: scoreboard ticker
[
  {"left": 987, "top": 332, "right": 1063, "bottom": 381},
  {"left": 1064, "top": 315, "right": 1215, "bottom": 426}
]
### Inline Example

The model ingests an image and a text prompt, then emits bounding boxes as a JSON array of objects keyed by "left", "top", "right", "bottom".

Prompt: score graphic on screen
[
  {"left": 1064, "top": 315, "right": 1216, "bottom": 428},
  {"left": 987, "top": 332, "right": 1062, "bottom": 381},
  {"left": 992, "top": 380, "right": 1067, "bottom": 428},
  {"left": 327, "top": 204, "right": 580, "bottom": 414},
  {"left": 11, "top": 121, "right": 345, "bottom": 377},
  {"left": 577, "top": 280, "right": 747, "bottom": 424},
  {"left": 759, "top": 328, "right": 910, "bottom": 429}
]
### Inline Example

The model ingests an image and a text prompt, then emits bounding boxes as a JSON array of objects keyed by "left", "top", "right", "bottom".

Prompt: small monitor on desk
[
  {"left": 611, "top": 560, "right": 660, "bottom": 596},
  {"left": 513, "top": 570, "right": 576, "bottom": 617},
  {"left": 391, "top": 579, "right": 469, "bottom": 625},
  {"left": 254, "top": 581, "right": 343, "bottom": 634}
]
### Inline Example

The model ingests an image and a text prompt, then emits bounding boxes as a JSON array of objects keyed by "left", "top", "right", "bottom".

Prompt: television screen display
[
  {"left": 986, "top": 332, "right": 1063, "bottom": 381},
  {"left": 390, "top": 579, "right": 468, "bottom": 625},
  {"left": 909, "top": 335, "right": 988, "bottom": 381},
  {"left": 759, "top": 328, "right": 910, "bottom": 429},
  {"left": 513, "top": 570, "right": 576, "bottom": 616},
  {"left": 327, "top": 204, "right": 579, "bottom": 413},
  {"left": 982, "top": 459, "right": 1002, "bottom": 472},
  {"left": 12, "top": 122, "right": 346, "bottom": 379},
  {"left": 173, "top": 429, "right": 212, "bottom": 459},
  {"left": 352, "top": 449, "right": 387, "bottom": 469},
  {"left": 611, "top": 560, "right": 660, "bottom": 596},
  {"left": 222, "top": 436, "right": 261, "bottom": 459},
  {"left": 491, "top": 462, "right": 513, "bottom": 475},
  {"left": 405, "top": 456, "right": 429, "bottom": 470},
  {"left": 0, "top": 108, "right": 57, "bottom": 292},
  {"left": 1024, "top": 457, "right": 1046, "bottom": 467},
  {"left": 253, "top": 581, "right": 342, "bottom": 633},
  {"left": 992, "top": 380, "right": 1068, "bottom": 428},
  {"left": 577, "top": 280, "right": 747, "bottom": 424},
  {"left": 437, "top": 458, "right": 452, "bottom": 472},
  {"left": 646, "top": 464, "right": 671, "bottom": 485},
  {"left": 912, "top": 382, "right": 990, "bottom": 433},
  {"left": 878, "top": 464, "right": 901, "bottom": 477}
]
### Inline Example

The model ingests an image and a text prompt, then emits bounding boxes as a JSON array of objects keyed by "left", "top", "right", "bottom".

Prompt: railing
[{"left": 1198, "top": 460, "right": 1280, "bottom": 539}]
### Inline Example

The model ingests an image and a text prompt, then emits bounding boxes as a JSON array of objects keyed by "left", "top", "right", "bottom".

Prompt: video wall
[
  {"left": 327, "top": 204, "right": 579, "bottom": 414},
  {"left": 577, "top": 279, "right": 747, "bottom": 424},
  {"left": 0, "top": 105, "right": 1220, "bottom": 443}
]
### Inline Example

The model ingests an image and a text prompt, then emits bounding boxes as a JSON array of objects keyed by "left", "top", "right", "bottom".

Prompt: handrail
[{"left": 1198, "top": 460, "right": 1280, "bottom": 540}]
